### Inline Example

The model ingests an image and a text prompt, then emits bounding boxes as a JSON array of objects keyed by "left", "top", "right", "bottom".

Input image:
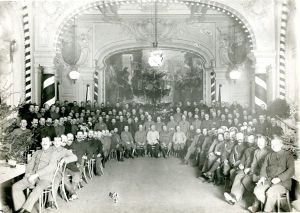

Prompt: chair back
[{"left": 50, "top": 163, "right": 65, "bottom": 186}]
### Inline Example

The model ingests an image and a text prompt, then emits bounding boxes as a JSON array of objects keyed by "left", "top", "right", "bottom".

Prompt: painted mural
[{"left": 105, "top": 49, "right": 205, "bottom": 104}]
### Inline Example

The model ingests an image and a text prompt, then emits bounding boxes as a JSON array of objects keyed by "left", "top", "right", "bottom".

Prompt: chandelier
[{"left": 148, "top": 1, "right": 163, "bottom": 67}]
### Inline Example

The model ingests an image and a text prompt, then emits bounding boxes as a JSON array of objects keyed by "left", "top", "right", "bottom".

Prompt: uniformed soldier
[
  {"left": 144, "top": 115, "right": 155, "bottom": 132},
  {"left": 249, "top": 138, "right": 294, "bottom": 213},
  {"left": 159, "top": 125, "right": 172, "bottom": 158},
  {"left": 111, "top": 128, "right": 124, "bottom": 161},
  {"left": 179, "top": 115, "right": 190, "bottom": 135},
  {"left": 167, "top": 115, "right": 177, "bottom": 133},
  {"left": 134, "top": 124, "right": 147, "bottom": 157},
  {"left": 12, "top": 137, "right": 57, "bottom": 213},
  {"left": 227, "top": 132, "right": 247, "bottom": 180},
  {"left": 200, "top": 132, "right": 225, "bottom": 182},
  {"left": 146, "top": 124, "right": 160, "bottom": 158},
  {"left": 197, "top": 128, "right": 213, "bottom": 171},
  {"left": 184, "top": 128, "right": 202, "bottom": 164},
  {"left": 172, "top": 125, "right": 187, "bottom": 158},
  {"left": 101, "top": 130, "right": 112, "bottom": 167},
  {"left": 154, "top": 116, "right": 165, "bottom": 133},
  {"left": 121, "top": 125, "right": 135, "bottom": 158},
  {"left": 192, "top": 115, "right": 202, "bottom": 131},
  {"left": 224, "top": 136, "right": 269, "bottom": 205},
  {"left": 46, "top": 136, "right": 77, "bottom": 209}
]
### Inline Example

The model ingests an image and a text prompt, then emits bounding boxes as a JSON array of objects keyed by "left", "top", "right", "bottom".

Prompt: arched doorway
[{"left": 53, "top": 0, "right": 255, "bottom": 105}]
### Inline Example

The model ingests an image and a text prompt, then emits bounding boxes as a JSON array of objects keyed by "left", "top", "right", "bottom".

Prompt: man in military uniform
[
  {"left": 249, "top": 138, "right": 294, "bottom": 213},
  {"left": 121, "top": 125, "right": 135, "bottom": 158},
  {"left": 184, "top": 128, "right": 202, "bottom": 164},
  {"left": 12, "top": 137, "right": 57, "bottom": 213},
  {"left": 146, "top": 124, "right": 160, "bottom": 158},
  {"left": 159, "top": 125, "right": 172, "bottom": 158},
  {"left": 111, "top": 128, "right": 124, "bottom": 161},
  {"left": 134, "top": 124, "right": 147, "bottom": 157},
  {"left": 46, "top": 136, "right": 77, "bottom": 209},
  {"left": 224, "top": 136, "right": 269, "bottom": 205}
]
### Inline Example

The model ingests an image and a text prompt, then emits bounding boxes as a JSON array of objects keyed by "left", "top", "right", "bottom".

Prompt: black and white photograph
[{"left": 0, "top": 0, "right": 299, "bottom": 212}]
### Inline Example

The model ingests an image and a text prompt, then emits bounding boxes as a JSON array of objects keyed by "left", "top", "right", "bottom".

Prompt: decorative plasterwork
[{"left": 52, "top": 0, "right": 257, "bottom": 53}]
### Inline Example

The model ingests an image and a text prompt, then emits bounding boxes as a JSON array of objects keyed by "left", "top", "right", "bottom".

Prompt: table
[
  {"left": 0, "top": 164, "right": 26, "bottom": 184},
  {"left": 0, "top": 163, "right": 26, "bottom": 211}
]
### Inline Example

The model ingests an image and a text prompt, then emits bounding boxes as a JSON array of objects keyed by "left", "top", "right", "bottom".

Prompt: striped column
[
  {"left": 94, "top": 71, "right": 99, "bottom": 102},
  {"left": 41, "top": 73, "right": 55, "bottom": 106},
  {"left": 255, "top": 73, "right": 267, "bottom": 108},
  {"left": 22, "top": 3, "right": 32, "bottom": 103},
  {"left": 278, "top": 0, "right": 288, "bottom": 99},
  {"left": 210, "top": 71, "right": 216, "bottom": 102}
]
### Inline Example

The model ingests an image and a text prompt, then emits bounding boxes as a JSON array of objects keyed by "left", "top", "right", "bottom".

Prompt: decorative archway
[
  {"left": 53, "top": 0, "right": 256, "bottom": 54},
  {"left": 52, "top": 0, "right": 258, "bottom": 104}
]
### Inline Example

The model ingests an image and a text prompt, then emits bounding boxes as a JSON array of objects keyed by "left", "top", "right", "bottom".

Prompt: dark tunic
[{"left": 260, "top": 150, "right": 295, "bottom": 190}]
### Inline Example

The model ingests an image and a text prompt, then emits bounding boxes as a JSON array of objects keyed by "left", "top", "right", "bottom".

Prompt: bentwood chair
[
  {"left": 34, "top": 164, "right": 61, "bottom": 213},
  {"left": 60, "top": 163, "right": 69, "bottom": 202},
  {"left": 277, "top": 190, "right": 292, "bottom": 212}
]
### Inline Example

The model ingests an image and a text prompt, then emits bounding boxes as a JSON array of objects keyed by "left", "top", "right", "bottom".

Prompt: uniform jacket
[
  {"left": 229, "top": 143, "right": 247, "bottom": 166},
  {"left": 179, "top": 120, "right": 190, "bottom": 135},
  {"left": 25, "top": 147, "right": 57, "bottom": 182},
  {"left": 250, "top": 147, "right": 270, "bottom": 175},
  {"left": 135, "top": 130, "right": 147, "bottom": 145},
  {"left": 172, "top": 131, "right": 186, "bottom": 144},
  {"left": 159, "top": 131, "right": 172, "bottom": 145},
  {"left": 260, "top": 150, "right": 295, "bottom": 190},
  {"left": 240, "top": 145, "right": 257, "bottom": 168},
  {"left": 191, "top": 119, "right": 201, "bottom": 129},
  {"left": 121, "top": 131, "right": 134, "bottom": 143}
]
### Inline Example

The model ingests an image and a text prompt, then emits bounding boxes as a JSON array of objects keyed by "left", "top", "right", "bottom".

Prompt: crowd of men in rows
[{"left": 10, "top": 100, "right": 294, "bottom": 213}]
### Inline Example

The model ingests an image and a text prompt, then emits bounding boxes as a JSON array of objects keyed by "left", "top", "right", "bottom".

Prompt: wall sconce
[
  {"left": 69, "top": 70, "right": 80, "bottom": 84},
  {"left": 9, "top": 39, "right": 17, "bottom": 62}
]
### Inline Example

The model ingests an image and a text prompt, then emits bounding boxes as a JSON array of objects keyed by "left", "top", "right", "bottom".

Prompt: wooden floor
[{"left": 45, "top": 157, "right": 248, "bottom": 213}]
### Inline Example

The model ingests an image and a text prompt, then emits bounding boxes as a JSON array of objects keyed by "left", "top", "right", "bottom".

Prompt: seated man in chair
[
  {"left": 12, "top": 136, "right": 57, "bottom": 213},
  {"left": 248, "top": 137, "right": 295, "bottom": 213},
  {"left": 135, "top": 124, "right": 147, "bottom": 157},
  {"left": 224, "top": 136, "right": 269, "bottom": 205},
  {"left": 159, "top": 125, "right": 173, "bottom": 158},
  {"left": 146, "top": 124, "right": 160, "bottom": 158},
  {"left": 46, "top": 136, "right": 78, "bottom": 209}
]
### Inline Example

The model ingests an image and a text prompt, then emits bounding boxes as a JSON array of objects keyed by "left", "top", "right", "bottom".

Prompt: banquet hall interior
[{"left": 0, "top": 0, "right": 299, "bottom": 213}]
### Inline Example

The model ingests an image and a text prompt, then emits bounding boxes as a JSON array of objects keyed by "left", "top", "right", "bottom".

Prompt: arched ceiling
[{"left": 56, "top": 1, "right": 253, "bottom": 68}]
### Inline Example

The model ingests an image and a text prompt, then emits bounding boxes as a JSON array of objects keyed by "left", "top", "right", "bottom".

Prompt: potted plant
[{"left": 267, "top": 98, "right": 290, "bottom": 119}]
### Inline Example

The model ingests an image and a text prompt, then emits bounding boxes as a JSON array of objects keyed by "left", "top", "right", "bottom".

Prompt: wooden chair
[
  {"left": 109, "top": 149, "right": 117, "bottom": 160},
  {"left": 88, "top": 159, "right": 96, "bottom": 178},
  {"left": 38, "top": 163, "right": 62, "bottom": 213},
  {"left": 59, "top": 163, "right": 69, "bottom": 202},
  {"left": 277, "top": 190, "right": 292, "bottom": 213}
]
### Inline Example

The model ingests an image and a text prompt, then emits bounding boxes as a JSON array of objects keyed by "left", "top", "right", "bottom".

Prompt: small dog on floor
[{"left": 109, "top": 192, "right": 119, "bottom": 203}]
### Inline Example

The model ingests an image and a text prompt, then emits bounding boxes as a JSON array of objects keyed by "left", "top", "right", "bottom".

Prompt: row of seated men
[
  {"left": 183, "top": 127, "right": 295, "bottom": 213},
  {"left": 10, "top": 100, "right": 288, "bottom": 212},
  {"left": 12, "top": 123, "right": 294, "bottom": 213},
  {"left": 11, "top": 119, "right": 191, "bottom": 213}
]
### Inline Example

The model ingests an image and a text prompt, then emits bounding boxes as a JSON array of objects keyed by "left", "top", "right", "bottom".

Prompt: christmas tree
[{"left": 133, "top": 68, "right": 170, "bottom": 105}]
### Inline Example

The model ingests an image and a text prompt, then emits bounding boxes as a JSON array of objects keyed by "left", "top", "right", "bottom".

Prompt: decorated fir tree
[{"left": 133, "top": 69, "right": 170, "bottom": 105}]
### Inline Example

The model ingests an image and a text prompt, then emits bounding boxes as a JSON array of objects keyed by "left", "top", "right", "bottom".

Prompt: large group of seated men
[{"left": 9, "top": 99, "right": 294, "bottom": 213}]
